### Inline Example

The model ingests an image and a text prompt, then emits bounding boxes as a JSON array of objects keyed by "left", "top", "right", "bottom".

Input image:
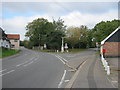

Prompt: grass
[
  {"left": 0, "top": 47, "right": 20, "bottom": 58},
  {"left": 34, "top": 48, "right": 86, "bottom": 54},
  {"left": 96, "top": 51, "right": 100, "bottom": 55}
]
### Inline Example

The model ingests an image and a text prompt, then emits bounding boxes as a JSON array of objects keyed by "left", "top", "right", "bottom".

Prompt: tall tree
[
  {"left": 25, "top": 18, "right": 66, "bottom": 49},
  {"left": 66, "top": 25, "right": 88, "bottom": 48},
  {"left": 92, "top": 19, "right": 120, "bottom": 42}
]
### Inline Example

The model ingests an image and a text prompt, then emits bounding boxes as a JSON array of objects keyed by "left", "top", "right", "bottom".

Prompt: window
[
  {"left": 6, "top": 45, "right": 8, "bottom": 48},
  {"left": 14, "top": 40, "right": 18, "bottom": 42},
  {"left": 11, "top": 44, "right": 15, "bottom": 48}
]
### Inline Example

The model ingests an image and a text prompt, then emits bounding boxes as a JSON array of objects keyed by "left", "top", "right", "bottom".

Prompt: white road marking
[
  {"left": 55, "top": 55, "right": 65, "bottom": 64},
  {"left": 64, "top": 80, "right": 70, "bottom": 83},
  {"left": 16, "top": 57, "right": 35, "bottom": 67},
  {"left": 112, "top": 81, "right": 118, "bottom": 83},
  {"left": 57, "top": 55, "right": 68, "bottom": 63},
  {"left": 65, "top": 60, "right": 87, "bottom": 88},
  {"left": 24, "top": 61, "right": 34, "bottom": 67},
  {"left": 107, "top": 77, "right": 116, "bottom": 88},
  {"left": 0, "top": 70, "right": 15, "bottom": 76},
  {"left": 0, "top": 69, "right": 7, "bottom": 72},
  {"left": 16, "top": 61, "right": 28, "bottom": 67},
  {"left": 58, "top": 70, "right": 67, "bottom": 88},
  {"left": 67, "top": 69, "right": 75, "bottom": 72}
]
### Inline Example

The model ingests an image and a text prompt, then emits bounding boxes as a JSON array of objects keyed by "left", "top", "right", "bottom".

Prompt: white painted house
[{"left": 0, "top": 27, "right": 11, "bottom": 48}]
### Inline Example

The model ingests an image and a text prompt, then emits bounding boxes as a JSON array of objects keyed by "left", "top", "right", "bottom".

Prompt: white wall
[{"left": 0, "top": 39, "right": 10, "bottom": 48}]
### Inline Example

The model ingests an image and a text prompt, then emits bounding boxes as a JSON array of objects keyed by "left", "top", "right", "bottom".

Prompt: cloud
[
  {"left": 2, "top": 9, "right": 117, "bottom": 40},
  {"left": 61, "top": 10, "right": 118, "bottom": 28},
  {"left": 1, "top": 2, "right": 118, "bottom": 40},
  {"left": 2, "top": 2, "right": 118, "bottom": 18},
  {"left": 2, "top": 15, "right": 53, "bottom": 40},
  {"left": 1, "top": 0, "right": 119, "bottom": 2}
]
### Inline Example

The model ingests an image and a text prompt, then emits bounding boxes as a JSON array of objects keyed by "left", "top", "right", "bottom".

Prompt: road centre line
[
  {"left": 58, "top": 70, "right": 67, "bottom": 88},
  {"left": 16, "top": 57, "right": 36, "bottom": 67},
  {"left": 16, "top": 61, "right": 29, "bottom": 67},
  {"left": 24, "top": 61, "right": 34, "bottom": 67},
  {"left": 0, "top": 70, "right": 15, "bottom": 76}
]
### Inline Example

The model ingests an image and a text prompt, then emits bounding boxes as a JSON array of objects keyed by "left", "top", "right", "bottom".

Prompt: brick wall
[{"left": 103, "top": 42, "right": 120, "bottom": 56}]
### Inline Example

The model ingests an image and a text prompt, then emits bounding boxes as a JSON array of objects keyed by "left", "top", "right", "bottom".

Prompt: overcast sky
[{"left": 0, "top": 0, "right": 119, "bottom": 40}]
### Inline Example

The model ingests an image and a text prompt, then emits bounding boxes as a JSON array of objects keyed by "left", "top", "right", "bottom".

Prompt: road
[
  {"left": 1, "top": 48, "right": 116, "bottom": 88},
  {"left": 2, "top": 48, "right": 66, "bottom": 88}
]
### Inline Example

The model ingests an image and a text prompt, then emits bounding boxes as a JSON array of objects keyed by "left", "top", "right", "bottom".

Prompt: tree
[
  {"left": 25, "top": 18, "right": 66, "bottom": 49},
  {"left": 92, "top": 19, "right": 120, "bottom": 42},
  {"left": 66, "top": 25, "right": 88, "bottom": 49},
  {"left": 26, "top": 18, "right": 52, "bottom": 46}
]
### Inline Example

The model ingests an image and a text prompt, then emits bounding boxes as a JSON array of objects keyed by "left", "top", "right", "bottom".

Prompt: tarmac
[{"left": 65, "top": 54, "right": 118, "bottom": 88}]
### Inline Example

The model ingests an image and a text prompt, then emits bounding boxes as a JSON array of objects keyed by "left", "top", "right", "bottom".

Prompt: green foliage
[
  {"left": 23, "top": 40, "right": 33, "bottom": 49},
  {"left": 92, "top": 19, "right": 120, "bottom": 42},
  {"left": 25, "top": 18, "right": 119, "bottom": 50},
  {"left": 20, "top": 40, "right": 24, "bottom": 46},
  {"left": 25, "top": 18, "right": 66, "bottom": 49},
  {"left": 66, "top": 25, "right": 89, "bottom": 48}
]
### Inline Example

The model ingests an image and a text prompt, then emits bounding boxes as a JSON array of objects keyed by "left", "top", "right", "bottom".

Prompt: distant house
[
  {"left": 0, "top": 27, "right": 11, "bottom": 48},
  {"left": 7, "top": 34, "right": 20, "bottom": 50},
  {"left": 101, "top": 26, "right": 120, "bottom": 57}
]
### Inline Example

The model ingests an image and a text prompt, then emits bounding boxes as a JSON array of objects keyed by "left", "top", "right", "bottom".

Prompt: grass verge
[{"left": 0, "top": 47, "right": 20, "bottom": 58}]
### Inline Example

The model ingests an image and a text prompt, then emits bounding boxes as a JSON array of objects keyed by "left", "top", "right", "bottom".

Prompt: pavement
[
  {"left": 65, "top": 53, "right": 118, "bottom": 88},
  {"left": 105, "top": 57, "right": 119, "bottom": 88}
]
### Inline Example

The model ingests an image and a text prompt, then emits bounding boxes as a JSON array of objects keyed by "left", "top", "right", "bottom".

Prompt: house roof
[
  {"left": 101, "top": 26, "right": 120, "bottom": 45},
  {"left": 7, "top": 34, "right": 20, "bottom": 40}
]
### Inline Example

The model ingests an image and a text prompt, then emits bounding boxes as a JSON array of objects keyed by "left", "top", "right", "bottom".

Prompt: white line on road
[
  {"left": 0, "top": 69, "right": 7, "bottom": 72},
  {"left": 24, "top": 61, "right": 34, "bottom": 67},
  {"left": 16, "top": 57, "right": 35, "bottom": 67},
  {"left": 0, "top": 70, "right": 15, "bottom": 76},
  {"left": 55, "top": 55, "right": 65, "bottom": 64},
  {"left": 65, "top": 60, "right": 87, "bottom": 88},
  {"left": 64, "top": 80, "right": 70, "bottom": 83},
  {"left": 57, "top": 55, "right": 68, "bottom": 63},
  {"left": 107, "top": 77, "right": 116, "bottom": 88},
  {"left": 16, "top": 61, "right": 29, "bottom": 67},
  {"left": 58, "top": 70, "right": 67, "bottom": 88}
]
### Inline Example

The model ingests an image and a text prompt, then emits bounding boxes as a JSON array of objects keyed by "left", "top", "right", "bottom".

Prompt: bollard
[
  {"left": 107, "top": 66, "right": 110, "bottom": 75},
  {"left": 105, "top": 61, "right": 108, "bottom": 71}
]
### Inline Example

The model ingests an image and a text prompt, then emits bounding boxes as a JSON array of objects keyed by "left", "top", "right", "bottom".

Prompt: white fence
[{"left": 101, "top": 55, "right": 110, "bottom": 75}]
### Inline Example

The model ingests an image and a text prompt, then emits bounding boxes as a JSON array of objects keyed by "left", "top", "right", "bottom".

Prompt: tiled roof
[{"left": 7, "top": 34, "right": 20, "bottom": 39}]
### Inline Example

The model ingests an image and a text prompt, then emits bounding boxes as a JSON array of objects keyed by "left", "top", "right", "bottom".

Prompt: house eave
[{"left": 101, "top": 26, "right": 120, "bottom": 45}]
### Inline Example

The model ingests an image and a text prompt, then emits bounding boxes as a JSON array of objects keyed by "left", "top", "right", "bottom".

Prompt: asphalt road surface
[
  {"left": 1, "top": 48, "right": 116, "bottom": 88},
  {"left": 2, "top": 48, "right": 66, "bottom": 88}
]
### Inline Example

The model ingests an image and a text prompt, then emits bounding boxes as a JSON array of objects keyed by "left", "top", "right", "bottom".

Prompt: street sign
[
  {"left": 65, "top": 43, "right": 68, "bottom": 49},
  {"left": 44, "top": 44, "right": 47, "bottom": 49}
]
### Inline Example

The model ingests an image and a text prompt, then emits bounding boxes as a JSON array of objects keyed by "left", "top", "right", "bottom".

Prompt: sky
[{"left": 0, "top": 0, "right": 119, "bottom": 40}]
